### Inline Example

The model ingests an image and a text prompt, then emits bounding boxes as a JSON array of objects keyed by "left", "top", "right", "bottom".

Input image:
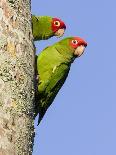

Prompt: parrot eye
[
  {"left": 54, "top": 21, "right": 60, "bottom": 26},
  {"left": 72, "top": 40, "right": 78, "bottom": 45}
]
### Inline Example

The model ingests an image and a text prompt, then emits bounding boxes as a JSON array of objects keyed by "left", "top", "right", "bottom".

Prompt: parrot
[
  {"left": 32, "top": 15, "right": 66, "bottom": 41},
  {"left": 36, "top": 36, "right": 87, "bottom": 125}
]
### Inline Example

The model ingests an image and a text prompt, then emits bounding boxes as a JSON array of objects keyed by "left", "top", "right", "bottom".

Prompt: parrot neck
[{"left": 55, "top": 44, "right": 75, "bottom": 63}]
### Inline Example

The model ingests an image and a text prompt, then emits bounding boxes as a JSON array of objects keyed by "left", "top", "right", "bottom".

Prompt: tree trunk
[{"left": 0, "top": 0, "right": 35, "bottom": 154}]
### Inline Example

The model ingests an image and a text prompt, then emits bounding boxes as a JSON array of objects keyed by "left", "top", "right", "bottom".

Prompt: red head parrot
[
  {"left": 32, "top": 15, "right": 66, "bottom": 41},
  {"left": 36, "top": 36, "right": 87, "bottom": 125}
]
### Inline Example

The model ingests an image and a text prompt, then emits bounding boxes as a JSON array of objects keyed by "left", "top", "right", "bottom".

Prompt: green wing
[
  {"left": 37, "top": 46, "right": 65, "bottom": 94},
  {"left": 44, "top": 63, "right": 70, "bottom": 106},
  {"left": 38, "top": 63, "right": 70, "bottom": 124},
  {"left": 32, "top": 15, "right": 41, "bottom": 40},
  {"left": 32, "top": 15, "right": 53, "bottom": 40},
  {"left": 36, "top": 43, "right": 73, "bottom": 124}
]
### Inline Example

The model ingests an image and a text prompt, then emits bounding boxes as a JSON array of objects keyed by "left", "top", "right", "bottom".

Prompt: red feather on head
[
  {"left": 51, "top": 18, "right": 66, "bottom": 33},
  {"left": 70, "top": 37, "right": 87, "bottom": 49}
]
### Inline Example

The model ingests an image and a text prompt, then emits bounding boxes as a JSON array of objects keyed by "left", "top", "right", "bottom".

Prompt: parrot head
[
  {"left": 69, "top": 37, "right": 87, "bottom": 57},
  {"left": 58, "top": 37, "right": 87, "bottom": 58},
  {"left": 52, "top": 18, "right": 66, "bottom": 37},
  {"left": 32, "top": 16, "right": 66, "bottom": 40}
]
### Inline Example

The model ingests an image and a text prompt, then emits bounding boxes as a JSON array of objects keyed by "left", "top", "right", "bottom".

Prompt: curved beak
[
  {"left": 74, "top": 45, "right": 86, "bottom": 57},
  {"left": 55, "top": 28, "right": 65, "bottom": 37}
]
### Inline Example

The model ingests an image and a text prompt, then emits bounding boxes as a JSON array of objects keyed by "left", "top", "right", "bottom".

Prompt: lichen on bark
[{"left": 0, "top": 0, "right": 35, "bottom": 154}]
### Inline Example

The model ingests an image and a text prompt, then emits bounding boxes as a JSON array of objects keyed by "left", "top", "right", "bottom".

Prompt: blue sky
[{"left": 31, "top": 0, "right": 116, "bottom": 155}]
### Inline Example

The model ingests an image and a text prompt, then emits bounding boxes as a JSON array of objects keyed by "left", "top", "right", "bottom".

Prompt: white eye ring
[
  {"left": 72, "top": 40, "right": 78, "bottom": 44},
  {"left": 54, "top": 21, "right": 60, "bottom": 26}
]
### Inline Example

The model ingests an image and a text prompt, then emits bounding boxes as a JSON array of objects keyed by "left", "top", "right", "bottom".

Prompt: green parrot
[
  {"left": 36, "top": 36, "right": 87, "bottom": 125},
  {"left": 32, "top": 15, "right": 66, "bottom": 40}
]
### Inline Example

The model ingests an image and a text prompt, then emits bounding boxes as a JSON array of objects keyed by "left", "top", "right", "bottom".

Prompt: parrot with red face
[
  {"left": 32, "top": 15, "right": 66, "bottom": 40},
  {"left": 36, "top": 36, "right": 87, "bottom": 124}
]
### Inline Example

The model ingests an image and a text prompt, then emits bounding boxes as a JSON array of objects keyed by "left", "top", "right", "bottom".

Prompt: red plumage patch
[
  {"left": 51, "top": 18, "right": 66, "bottom": 33},
  {"left": 70, "top": 37, "right": 87, "bottom": 49}
]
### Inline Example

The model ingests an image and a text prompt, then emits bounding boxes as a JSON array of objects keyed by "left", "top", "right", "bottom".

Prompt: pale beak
[
  {"left": 74, "top": 45, "right": 86, "bottom": 57},
  {"left": 55, "top": 28, "right": 65, "bottom": 37}
]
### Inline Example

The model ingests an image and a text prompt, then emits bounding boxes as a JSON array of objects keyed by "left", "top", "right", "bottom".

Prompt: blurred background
[{"left": 32, "top": 0, "right": 116, "bottom": 155}]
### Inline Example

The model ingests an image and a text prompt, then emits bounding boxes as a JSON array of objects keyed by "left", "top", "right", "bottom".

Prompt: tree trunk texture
[{"left": 0, "top": 0, "right": 35, "bottom": 155}]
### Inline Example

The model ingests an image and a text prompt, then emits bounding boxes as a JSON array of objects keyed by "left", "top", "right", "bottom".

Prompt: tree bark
[{"left": 0, "top": 0, "right": 35, "bottom": 154}]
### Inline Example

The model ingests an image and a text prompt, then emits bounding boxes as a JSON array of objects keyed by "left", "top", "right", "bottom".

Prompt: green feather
[
  {"left": 38, "top": 64, "right": 70, "bottom": 124},
  {"left": 32, "top": 15, "right": 54, "bottom": 40},
  {"left": 36, "top": 37, "right": 76, "bottom": 124}
]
